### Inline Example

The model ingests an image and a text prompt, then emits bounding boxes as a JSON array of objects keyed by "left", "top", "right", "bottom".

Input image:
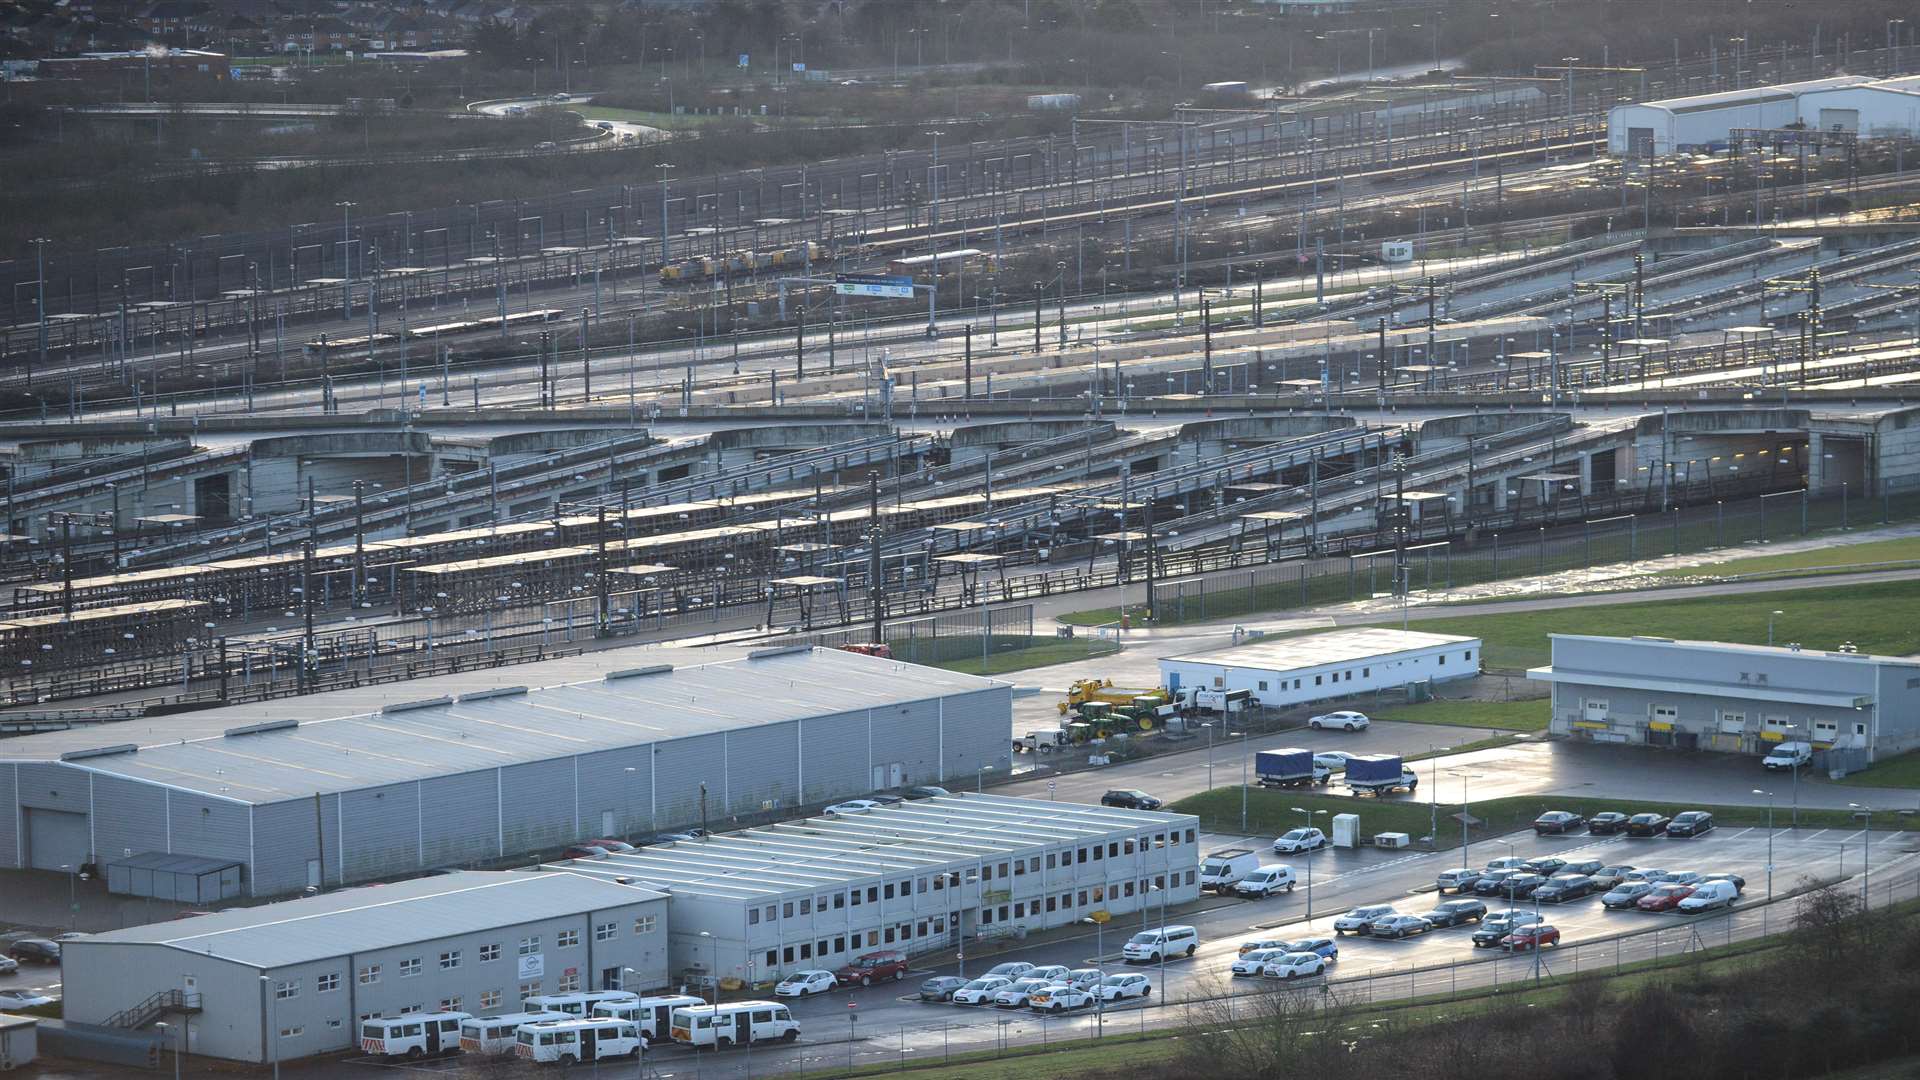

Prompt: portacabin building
[
  {"left": 58, "top": 871, "right": 668, "bottom": 1063},
  {"left": 552, "top": 793, "right": 1203, "bottom": 988},
  {"left": 1158, "top": 628, "right": 1482, "bottom": 709}
]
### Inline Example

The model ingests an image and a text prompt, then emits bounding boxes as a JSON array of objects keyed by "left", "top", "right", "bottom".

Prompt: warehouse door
[
  {"left": 1817, "top": 108, "right": 1859, "bottom": 133},
  {"left": 1627, "top": 127, "right": 1655, "bottom": 157},
  {"left": 24, "top": 808, "right": 89, "bottom": 872}
]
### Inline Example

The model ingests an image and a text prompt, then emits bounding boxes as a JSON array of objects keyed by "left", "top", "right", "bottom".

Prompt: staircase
[{"left": 104, "top": 989, "right": 201, "bottom": 1030}]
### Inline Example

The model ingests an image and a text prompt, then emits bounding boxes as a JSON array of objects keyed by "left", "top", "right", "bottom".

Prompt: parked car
[
  {"left": 1095, "top": 973, "right": 1152, "bottom": 1001},
  {"left": 1498, "top": 873, "right": 1548, "bottom": 899},
  {"left": 1101, "top": 790, "right": 1163, "bottom": 811},
  {"left": 1658, "top": 871, "right": 1703, "bottom": 886},
  {"left": 1667, "top": 811, "right": 1715, "bottom": 837},
  {"left": 1519, "top": 856, "right": 1568, "bottom": 878},
  {"left": 775, "top": 970, "right": 837, "bottom": 997},
  {"left": 1371, "top": 914, "right": 1434, "bottom": 939},
  {"left": 824, "top": 800, "right": 883, "bottom": 815},
  {"left": 1473, "top": 869, "right": 1521, "bottom": 896},
  {"left": 1472, "top": 911, "right": 1543, "bottom": 947},
  {"left": 1066, "top": 969, "right": 1105, "bottom": 989},
  {"left": 1421, "top": 899, "right": 1488, "bottom": 927},
  {"left": 1313, "top": 751, "right": 1358, "bottom": 771},
  {"left": 1637, "top": 884, "right": 1698, "bottom": 912},
  {"left": 1273, "top": 827, "right": 1328, "bottom": 853},
  {"left": 1261, "top": 952, "right": 1328, "bottom": 980},
  {"left": 1701, "top": 873, "right": 1747, "bottom": 893},
  {"left": 1625, "top": 813, "right": 1672, "bottom": 837},
  {"left": 904, "top": 786, "right": 951, "bottom": 800},
  {"left": 1239, "top": 937, "right": 1293, "bottom": 956},
  {"left": 1483, "top": 856, "right": 1529, "bottom": 872},
  {"left": 1588, "top": 812, "right": 1632, "bottom": 835},
  {"left": 1602, "top": 882, "right": 1656, "bottom": 909},
  {"left": 1308, "top": 711, "right": 1371, "bottom": 731},
  {"left": 1622, "top": 868, "right": 1672, "bottom": 885},
  {"left": 1235, "top": 865, "right": 1297, "bottom": 898},
  {"left": 1436, "top": 868, "right": 1484, "bottom": 893},
  {"left": 1025, "top": 965, "right": 1072, "bottom": 984},
  {"left": 0, "top": 990, "right": 53, "bottom": 1009},
  {"left": 1122, "top": 925, "right": 1197, "bottom": 962},
  {"left": 867, "top": 794, "right": 905, "bottom": 806},
  {"left": 992, "top": 978, "right": 1051, "bottom": 1008},
  {"left": 1533, "top": 875, "right": 1598, "bottom": 903},
  {"left": 585, "top": 839, "right": 636, "bottom": 853},
  {"left": 985, "top": 962, "right": 1035, "bottom": 979},
  {"left": 1591, "top": 865, "right": 1636, "bottom": 889},
  {"left": 6, "top": 940, "right": 58, "bottom": 965},
  {"left": 1677, "top": 881, "right": 1740, "bottom": 912},
  {"left": 1232, "top": 948, "right": 1291, "bottom": 976},
  {"left": 1763, "top": 742, "right": 1813, "bottom": 771},
  {"left": 1502, "top": 924, "right": 1561, "bottom": 951},
  {"left": 1029, "top": 984, "right": 1095, "bottom": 1012},
  {"left": 49, "top": 933, "right": 89, "bottom": 943},
  {"left": 563, "top": 845, "right": 612, "bottom": 860},
  {"left": 917, "top": 976, "right": 969, "bottom": 1001},
  {"left": 1334, "top": 904, "right": 1397, "bottom": 935},
  {"left": 1561, "top": 859, "right": 1607, "bottom": 878},
  {"left": 835, "top": 950, "right": 909, "bottom": 986},
  {"left": 951, "top": 977, "right": 1012, "bottom": 1005},
  {"left": 1288, "top": 937, "right": 1339, "bottom": 960},
  {"left": 1533, "top": 811, "right": 1588, "bottom": 835},
  {"left": 0, "top": 956, "right": 16, "bottom": 976}
]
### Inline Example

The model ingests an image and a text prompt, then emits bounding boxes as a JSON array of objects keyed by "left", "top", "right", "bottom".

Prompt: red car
[
  {"left": 1501, "top": 924, "right": 1560, "bottom": 951},
  {"left": 1636, "top": 884, "right": 1697, "bottom": 912},
  {"left": 562, "top": 845, "right": 611, "bottom": 860},
  {"left": 834, "top": 950, "right": 909, "bottom": 987}
]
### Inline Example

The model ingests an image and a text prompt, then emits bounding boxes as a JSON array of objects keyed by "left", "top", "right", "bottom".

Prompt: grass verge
[
  {"left": 1831, "top": 750, "right": 1920, "bottom": 789},
  {"left": 1369, "top": 698, "right": 1549, "bottom": 732},
  {"left": 928, "top": 638, "right": 1121, "bottom": 677},
  {"left": 1654, "top": 535, "right": 1920, "bottom": 580}
]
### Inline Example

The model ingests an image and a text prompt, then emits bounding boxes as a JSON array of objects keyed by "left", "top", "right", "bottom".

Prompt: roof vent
[
  {"left": 225, "top": 719, "right": 298, "bottom": 737},
  {"left": 457, "top": 686, "right": 528, "bottom": 703},
  {"left": 748, "top": 645, "right": 811, "bottom": 661},
  {"left": 61, "top": 744, "right": 137, "bottom": 761},
  {"left": 381, "top": 696, "right": 453, "bottom": 714},
  {"left": 605, "top": 665, "right": 673, "bottom": 681}
]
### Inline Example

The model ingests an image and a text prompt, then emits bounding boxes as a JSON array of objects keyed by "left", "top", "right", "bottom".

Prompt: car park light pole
[
  {"left": 1202, "top": 722, "right": 1214, "bottom": 791},
  {"left": 698, "top": 930, "right": 719, "bottom": 1005},
  {"left": 622, "top": 968, "right": 650, "bottom": 1067},
  {"left": 1849, "top": 803, "right": 1874, "bottom": 905},
  {"left": 1292, "top": 807, "right": 1329, "bottom": 920},
  {"left": 1428, "top": 745, "right": 1450, "bottom": 845},
  {"left": 1239, "top": 732, "right": 1250, "bottom": 833},
  {"left": 1753, "top": 788, "right": 1776, "bottom": 900},
  {"left": 155, "top": 1021, "right": 182, "bottom": 1080},
  {"left": 259, "top": 975, "right": 279, "bottom": 1080},
  {"left": 1448, "top": 769, "right": 1485, "bottom": 869}
]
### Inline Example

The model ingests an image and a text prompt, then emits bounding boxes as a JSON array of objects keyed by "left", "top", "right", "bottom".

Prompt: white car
[
  {"left": 0, "top": 989, "right": 53, "bottom": 1008},
  {"left": 1028, "top": 984, "right": 1095, "bottom": 1011},
  {"left": 1231, "top": 947, "right": 1290, "bottom": 976},
  {"left": 823, "top": 800, "right": 883, "bottom": 815},
  {"left": 0, "top": 957, "right": 16, "bottom": 975},
  {"left": 1261, "top": 952, "right": 1327, "bottom": 980},
  {"left": 992, "top": 978, "right": 1050, "bottom": 1008},
  {"left": 951, "top": 976, "right": 1011, "bottom": 1004},
  {"left": 1095, "top": 973, "right": 1152, "bottom": 1001},
  {"left": 1273, "top": 827, "right": 1327, "bottom": 853},
  {"left": 774, "top": 970, "right": 837, "bottom": 997},
  {"left": 1334, "top": 904, "right": 1397, "bottom": 935},
  {"left": 1313, "top": 751, "right": 1358, "bottom": 770},
  {"left": 1238, "top": 937, "right": 1292, "bottom": 956},
  {"left": 984, "top": 962, "right": 1034, "bottom": 979},
  {"left": 1309, "top": 711, "right": 1370, "bottom": 731},
  {"left": 1025, "top": 964, "right": 1071, "bottom": 983}
]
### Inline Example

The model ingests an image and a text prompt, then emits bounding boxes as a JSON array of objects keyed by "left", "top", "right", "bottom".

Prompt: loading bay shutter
[{"left": 24, "top": 808, "right": 89, "bottom": 872}]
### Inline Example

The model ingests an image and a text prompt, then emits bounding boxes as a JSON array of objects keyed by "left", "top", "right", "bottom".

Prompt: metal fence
[{"left": 781, "top": 606, "right": 1037, "bottom": 667}]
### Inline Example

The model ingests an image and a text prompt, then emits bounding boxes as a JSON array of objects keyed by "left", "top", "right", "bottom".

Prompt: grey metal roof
[
  {"left": 6, "top": 648, "right": 1004, "bottom": 804},
  {"left": 69, "top": 871, "right": 664, "bottom": 969},
  {"left": 107, "top": 851, "right": 241, "bottom": 874},
  {"left": 1163, "top": 627, "right": 1477, "bottom": 672},
  {"left": 548, "top": 793, "right": 1196, "bottom": 903}
]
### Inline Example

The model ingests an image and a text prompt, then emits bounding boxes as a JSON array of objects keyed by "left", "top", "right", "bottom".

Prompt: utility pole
[
  {"left": 300, "top": 541, "right": 316, "bottom": 694},
  {"left": 352, "top": 479, "right": 366, "bottom": 604},
  {"left": 1033, "top": 282, "right": 1043, "bottom": 353},
  {"left": 867, "top": 472, "right": 885, "bottom": 645},
  {"left": 596, "top": 505, "right": 610, "bottom": 632}
]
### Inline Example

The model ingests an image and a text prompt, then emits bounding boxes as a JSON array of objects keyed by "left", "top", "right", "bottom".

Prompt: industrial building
[
  {"left": 59, "top": 871, "right": 667, "bottom": 1064},
  {"left": 0, "top": 645, "right": 1013, "bottom": 897},
  {"left": 553, "top": 793, "right": 1202, "bottom": 988},
  {"left": 1159, "top": 628, "right": 1482, "bottom": 709},
  {"left": 1794, "top": 75, "right": 1920, "bottom": 137},
  {"left": 1603, "top": 74, "right": 1920, "bottom": 155},
  {"left": 1529, "top": 634, "right": 1920, "bottom": 764}
]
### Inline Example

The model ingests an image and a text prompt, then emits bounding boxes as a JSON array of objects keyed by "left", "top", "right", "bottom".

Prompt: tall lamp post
[
  {"left": 155, "top": 1021, "right": 183, "bottom": 1080},
  {"left": 259, "top": 975, "right": 279, "bottom": 1080},
  {"left": 1849, "top": 802, "right": 1874, "bottom": 905},
  {"left": 623, "top": 968, "right": 652, "bottom": 1064},
  {"left": 1202, "top": 721, "right": 1215, "bottom": 790},
  {"left": 1291, "top": 807, "right": 1329, "bottom": 919},
  {"left": 1768, "top": 609, "right": 1784, "bottom": 646},
  {"left": 697, "top": 930, "right": 719, "bottom": 1004},
  {"left": 1448, "top": 769, "right": 1485, "bottom": 868},
  {"left": 1753, "top": 788, "right": 1775, "bottom": 900},
  {"left": 1428, "top": 744, "right": 1451, "bottom": 845}
]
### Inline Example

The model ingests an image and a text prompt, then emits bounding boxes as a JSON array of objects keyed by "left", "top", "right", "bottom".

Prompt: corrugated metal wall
[
  {"left": 0, "top": 764, "right": 16, "bottom": 866},
  {"left": 797, "top": 712, "right": 867, "bottom": 804},
  {"left": 167, "top": 794, "right": 250, "bottom": 871},
  {"left": 91, "top": 774, "right": 169, "bottom": 865},
  {"left": 418, "top": 771, "right": 500, "bottom": 868},
  {"left": 341, "top": 782, "right": 421, "bottom": 882},
  {"left": 573, "top": 746, "right": 653, "bottom": 840},
  {"left": 250, "top": 801, "right": 320, "bottom": 896},
  {"left": 500, "top": 758, "right": 575, "bottom": 856},
  {"left": 652, "top": 733, "right": 723, "bottom": 829}
]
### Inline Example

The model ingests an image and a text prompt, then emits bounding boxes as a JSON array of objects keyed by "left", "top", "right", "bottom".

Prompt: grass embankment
[
  {"left": 1832, "top": 751, "right": 1920, "bottom": 790},
  {"left": 1655, "top": 536, "right": 1920, "bottom": 580},
  {"left": 1171, "top": 783, "right": 1917, "bottom": 846},
  {"left": 1370, "top": 698, "right": 1548, "bottom": 732},
  {"left": 929, "top": 638, "right": 1121, "bottom": 677}
]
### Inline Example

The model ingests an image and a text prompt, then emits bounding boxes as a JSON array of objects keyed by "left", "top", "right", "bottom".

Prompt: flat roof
[
  {"left": 1545, "top": 633, "right": 1920, "bottom": 667},
  {"left": 73, "top": 871, "right": 663, "bottom": 969},
  {"left": 0, "top": 647, "right": 1003, "bottom": 802},
  {"left": 1631, "top": 76, "right": 1869, "bottom": 115},
  {"left": 549, "top": 794, "right": 1194, "bottom": 902},
  {"left": 1162, "top": 627, "right": 1479, "bottom": 672},
  {"left": 1527, "top": 665, "right": 1874, "bottom": 709}
]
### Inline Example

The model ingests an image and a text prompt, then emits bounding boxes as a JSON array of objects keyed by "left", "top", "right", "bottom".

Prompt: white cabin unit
[{"left": 1158, "top": 628, "right": 1481, "bottom": 709}]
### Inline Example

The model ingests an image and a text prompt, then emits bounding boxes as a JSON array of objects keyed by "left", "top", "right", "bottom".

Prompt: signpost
[{"left": 835, "top": 274, "right": 915, "bottom": 300}]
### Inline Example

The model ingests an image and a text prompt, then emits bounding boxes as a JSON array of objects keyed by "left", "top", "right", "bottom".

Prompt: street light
[
  {"left": 59, "top": 863, "right": 76, "bottom": 929},
  {"left": 1201, "top": 721, "right": 1214, "bottom": 790},
  {"left": 623, "top": 968, "right": 652, "bottom": 1063},
  {"left": 1428, "top": 744, "right": 1451, "bottom": 845},
  {"left": 1238, "top": 732, "right": 1250, "bottom": 833},
  {"left": 1768, "top": 609, "right": 1784, "bottom": 646},
  {"left": 1290, "top": 807, "right": 1329, "bottom": 918},
  {"left": 155, "top": 1020, "right": 183, "bottom": 1080},
  {"left": 1849, "top": 802, "right": 1874, "bottom": 905},
  {"left": 1753, "top": 788, "right": 1775, "bottom": 900},
  {"left": 697, "top": 930, "right": 719, "bottom": 1004},
  {"left": 1448, "top": 769, "right": 1485, "bottom": 867},
  {"left": 977, "top": 764, "right": 994, "bottom": 793},
  {"left": 259, "top": 975, "right": 280, "bottom": 1080}
]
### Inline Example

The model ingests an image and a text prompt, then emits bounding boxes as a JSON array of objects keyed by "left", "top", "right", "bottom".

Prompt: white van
[
  {"left": 460, "top": 1011, "right": 565, "bottom": 1055},
  {"left": 1762, "top": 742, "right": 1813, "bottom": 771},
  {"left": 515, "top": 1017, "right": 643, "bottom": 1064},
  {"left": 1676, "top": 880, "right": 1740, "bottom": 912},
  {"left": 1122, "top": 925, "right": 1198, "bottom": 962},
  {"left": 1234, "top": 865, "right": 1297, "bottom": 898},
  {"left": 525, "top": 990, "right": 638, "bottom": 1017},
  {"left": 668, "top": 1001, "right": 800, "bottom": 1048},
  {"left": 360, "top": 1012, "right": 469, "bottom": 1059},
  {"left": 1198, "top": 848, "right": 1262, "bottom": 892},
  {"left": 593, "top": 994, "right": 705, "bottom": 1041}
]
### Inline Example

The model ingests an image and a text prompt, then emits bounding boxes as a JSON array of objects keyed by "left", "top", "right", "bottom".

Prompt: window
[
  {"left": 1108, "top": 842, "right": 1119, "bottom": 857},
  {"left": 595, "top": 922, "right": 618, "bottom": 942},
  {"left": 1077, "top": 890, "right": 1088, "bottom": 906},
  {"left": 556, "top": 930, "right": 579, "bottom": 949},
  {"left": 359, "top": 965, "right": 381, "bottom": 985},
  {"left": 439, "top": 997, "right": 463, "bottom": 1012},
  {"left": 1464, "top": 650, "right": 1473, "bottom": 661},
  {"left": 1362, "top": 667, "right": 1371, "bottom": 678},
  {"left": 279, "top": 1027, "right": 303, "bottom": 1038},
  {"left": 785, "top": 946, "right": 797, "bottom": 962},
  {"left": 981, "top": 908, "right": 994, "bottom": 926},
  {"left": 981, "top": 863, "right": 992, "bottom": 881},
  {"left": 1185, "top": 829, "right": 1196, "bottom": 845},
  {"left": 1439, "top": 654, "right": 1447, "bottom": 666},
  {"left": 866, "top": 887, "right": 879, "bottom": 903},
  {"left": 1046, "top": 853, "right": 1057, "bottom": 870},
  {"left": 834, "top": 893, "right": 847, "bottom": 909},
  {"left": 800, "top": 943, "right": 812, "bottom": 959},
  {"left": 1093, "top": 845, "right": 1103, "bottom": 861},
  {"left": 883, "top": 884, "right": 895, "bottom": 900},
  {"left": 1185, "top": 870, "right": 1197, "bottom": 885},
  {"left": 316, "top": 973, "right": 340, "bottom": 993},
  {"left": 480, "top": 989, "right": 502, "bottom": 1009},
  {"left": 850, "top": 889, "right": 862, "bottom": 906},
  {"left": 998, "top": 862, "right": 1009, "bottom": 878},
  {"left": 867, "top": 931, "right": 878, "bottom": 947},
  {"left": 901, "top": 879, "right": 912, "bottom": 896},
  {"left": 633, "top": 915, "right": 656, "bottom": 935},
  {"left": 1014, "top": 902, "right": 1026, "bottom": 918},
  {"left": 519, "top": 936, "right": 540, "bottom": 955},
  {"left": 557, "top": 971, "right": 581, "bottom": 993},
  {"left": 1046, "top": 897, "right": 1057, "bottom": 912},
  {"left": 816, "top": 894, "right": 828, "bottom": 910},
  {"left": 274, "top": 979, "right": 299, "bottom": 1000},
  {"left": 400, "top": 1004, "right": 422, "bottom": 1015},
  {"left": 816, "top": 939, "right": 828, "bottom": 957},
  {"left": 1258, "top": 680, "right": 1269, "bottom": 691},
  {"left": 749, "top": 908, "right": 761, "bottom": 925},
  {"left": 440, "top": 950, "right": 461, "bottom": 970},
  {"left": 400, "top": 958, "right": 422, "bottom": 978},
  {"left": 1077, "top": 848, "right": 1088, "bottom": 864},
  {"left": 480, "top": 943, "right": 501, "bottom": 963},
  {"left": 518, "top": 981, "right": 542, "bottom": 1002},
  {"left": 1014, "top": 859, "right": 1026, "bottom": 876},
  {"left": 800, "top": 898, "right": 812, "bottom": 915},
  {"left": 1315, "top": 675, "right": 1323, "bottom": 686},
  {"left": 327, "top": 1020, "right": 342, "bottom": 1030},
  {"left": 784, "top": 901, "right": 795, "bottom": 918},
  {"left": 834, "top": 936, "right": 846, "bottom": 954},
  {"left": 883, "top": 928, "right": 895, "bottom": 943}
]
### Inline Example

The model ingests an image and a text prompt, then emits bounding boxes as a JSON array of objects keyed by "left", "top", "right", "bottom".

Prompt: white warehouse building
[
  {"left": 1159, "top": 628, "right": 1482, "bottom": 709},
  {"left": 1795, "top": 75, "right": 1920, "bottom": 138},
  {"left": 550, "top": 793, "right": 1202, "bottom": 988},
  {"left": 1607, "top": 76, "right": 1869, "bottom": 156}
]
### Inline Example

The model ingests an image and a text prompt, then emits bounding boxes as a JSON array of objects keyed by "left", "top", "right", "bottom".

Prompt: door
[
  {"left": 601, "top": 810, "right": 616, "bottom": 836},
  {"left": 581, "top": 1027, "right": 598, "bottom": 1060},
  {"left": 23, "top": 808, "right": 89, "bottom": 872},
  {"left": 1166, "top": 672, "right": 1181, "bottom": 695},
  {"left": 649, "top": 1005, "right": 670, "bottom": 1039},
  {"left": 734, "top": 1012, "right": 752, "bottom": 1045},
  {"left": 425, "top": 1022, "right": 441, "bottom": 1054},
  {"left": 871, "top": 765, "right": 886, "bottom": 789},
  {"left": 1817, "top": 108, "right": 1859, "bottom": 132},
  {"left": 1627, "top": 127, "right": 1655, "bottom": 157},
  {"left": 887, "top": 763, "right": 905, "bottom": 788},
  {"left": 306, "top": 860, "right": 321, "bottom": 889},
  {"left": 1582, "top": 698, "right": 1609, "bottom": 723}
]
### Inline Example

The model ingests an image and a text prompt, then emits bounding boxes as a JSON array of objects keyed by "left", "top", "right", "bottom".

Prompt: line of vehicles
[
  {"left": 915, "top": 959, "right": 1160, "bottom": 1012},
  {"left": 658, "top": 242, "right": 824, "bottom": 284}
]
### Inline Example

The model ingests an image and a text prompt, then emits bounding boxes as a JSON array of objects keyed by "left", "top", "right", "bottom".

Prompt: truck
[
  {"left": 1197, "top": 848, "right": 1262, "bottom": 893},
  {"left": 1254, "top": 748, "right": 1331, "bottom": 788},
  {"left": 1173, "top": 687, "right": 1252, "bottom": 714},
  {"left": 1344, "top": 754, "right": 1418, "bottom": 796},
  {"left": 1017, "top": 729, "right": 1065, "bottom": 753},
  {"left": 1059, "top": 678, "right": 1163, "bottom": 716}
]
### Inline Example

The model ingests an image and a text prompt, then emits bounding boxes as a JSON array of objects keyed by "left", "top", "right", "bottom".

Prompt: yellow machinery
[{"left": 1058, "top": 678, "right": 1163, "bottom": 715}]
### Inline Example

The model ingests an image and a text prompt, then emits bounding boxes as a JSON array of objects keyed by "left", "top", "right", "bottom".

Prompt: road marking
[
  {"left": 1802, "top": 829, "right": 1829, "bottom": 842},
  {"left": 1723, "top": 827, "right": 1755, "bottom": 841}
]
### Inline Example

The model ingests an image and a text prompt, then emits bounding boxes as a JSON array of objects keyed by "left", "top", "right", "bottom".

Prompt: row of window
[
  {"left": 744, "top": 832, "right": 1197, "bottom": 928},
  {"left": 1242, "top": 651, "right": 1472, "bottom": 694},
  {"left": 327, "top": 916, "right": 656, "bottom": 991}
]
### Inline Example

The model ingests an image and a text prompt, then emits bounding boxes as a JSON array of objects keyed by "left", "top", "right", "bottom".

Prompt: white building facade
[{"left": 1158, "top": 628, "right": 1482, "bottom": 710}]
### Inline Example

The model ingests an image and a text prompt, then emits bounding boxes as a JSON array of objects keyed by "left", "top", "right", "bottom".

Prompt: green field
[
  {"left": 929, "top": 637, "right": 1120, "bottom": 676},
  {"left": 1656, "top": 535, "right": 1920, "bottom": 580},
  {"left": 1832, "top": 750, "right": 1920, "bottom": 789},
  {"left": 1370, "top": 698, "right": 1549, "bottom": 732}
]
